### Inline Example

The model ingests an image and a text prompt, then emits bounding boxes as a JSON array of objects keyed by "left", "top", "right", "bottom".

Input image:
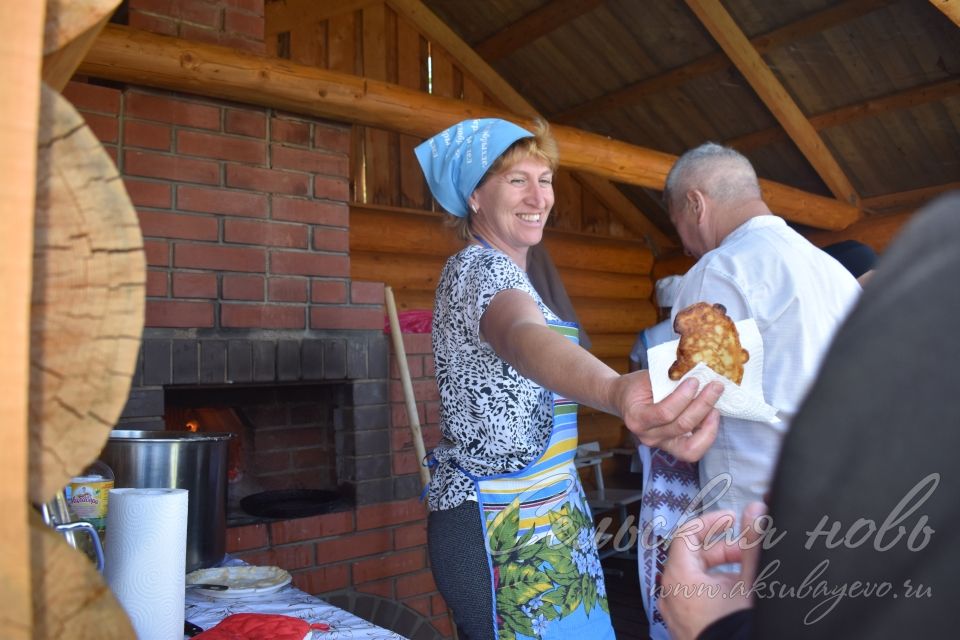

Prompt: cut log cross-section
[
  {"left": 31, "top": 84, "right": 146, "bottom": 505},
  {"left": 42, "top": 0, "right": 119, "bottom": 91}
]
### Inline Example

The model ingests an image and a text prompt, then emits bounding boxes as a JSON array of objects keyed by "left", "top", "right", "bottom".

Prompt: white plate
[{"left": 186, "top": 565, "right": 292, "bottom": 598}]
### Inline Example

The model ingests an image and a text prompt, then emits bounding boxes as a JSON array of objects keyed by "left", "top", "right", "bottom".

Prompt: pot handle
[{"left": 54, "top": 521, "right": 105, "bottom": 573}]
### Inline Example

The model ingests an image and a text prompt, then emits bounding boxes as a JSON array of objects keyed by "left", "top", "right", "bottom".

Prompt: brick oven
[
  {"left": 63, "top": 12, "right": 448, "bottom": 630},
  {"left": 86, "top": 84, "right": 406, "bottom": 511}
]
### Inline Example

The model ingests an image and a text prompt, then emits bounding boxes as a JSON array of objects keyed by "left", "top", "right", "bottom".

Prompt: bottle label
[{"left": 66, "top": 478, "right": 114, "bottom": 531}]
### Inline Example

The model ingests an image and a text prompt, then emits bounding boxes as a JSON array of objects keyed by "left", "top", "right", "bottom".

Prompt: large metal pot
[{"left": 101, "top": 430, "right": 232, "bottom": 573}]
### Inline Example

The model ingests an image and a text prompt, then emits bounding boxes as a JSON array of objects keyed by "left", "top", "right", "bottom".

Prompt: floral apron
[{"left": 455, "top": 321, "right": 615, "bottom": 640}]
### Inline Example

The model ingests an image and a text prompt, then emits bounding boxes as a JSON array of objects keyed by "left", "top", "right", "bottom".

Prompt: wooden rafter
[
  {"left": 728, "top": 76, "right": 960, "bottom": 151},
  {"left": 862, "top": 181, "right": 960, "bottom": 214},
  {"left": 78, "top": 24, "right": 861, "bottom": 230},
  {"left": 807, "top": 182, "right": 960, "bottom": 251},
  {"left": 930, "top": 0, "right": 960, "bottom": 26},
  {"left": 474, "top": 0, "right": 604, "bottom": 62},
  {"left": 388, "top": 0, "right": 675, "bottom": 250},
  {"left": 685, "top": 0, "right": 861, "bottom": 207},
  {"left": 804, "top": 210, "right": 913, "bottom": 253},
  {"left": 553, "top": 0, "right": 895, "bottom": 123}
]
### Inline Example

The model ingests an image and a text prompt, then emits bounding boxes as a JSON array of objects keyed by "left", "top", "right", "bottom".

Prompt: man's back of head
[
  {"left": 664, "top": 142, "right": 761, "bottom": 210},
  {"left": 664, "top": 143, "right": 768, "bottom": 256}
]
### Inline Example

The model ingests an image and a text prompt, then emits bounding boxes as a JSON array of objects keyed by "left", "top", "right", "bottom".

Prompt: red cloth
[
  {"left": 193, "top": 613, "right": 329, "bottom": 640},
  {"left": 383, "top": 308, "right": 433, "bottom": 334}
]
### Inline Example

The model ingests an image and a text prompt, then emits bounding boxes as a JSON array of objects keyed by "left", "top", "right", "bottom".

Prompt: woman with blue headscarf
[{"left": 415, "top": 118, "right": 723, "bottom": 640}]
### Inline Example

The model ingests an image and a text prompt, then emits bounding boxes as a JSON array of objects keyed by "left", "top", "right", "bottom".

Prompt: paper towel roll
[{"left": 105, "top": 488, "right": 188, "bottom": 640}]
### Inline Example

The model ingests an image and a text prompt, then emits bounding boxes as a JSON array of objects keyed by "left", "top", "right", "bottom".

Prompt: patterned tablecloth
[{"left": 184, "top": 559, "right": 407, "bottom": 639}]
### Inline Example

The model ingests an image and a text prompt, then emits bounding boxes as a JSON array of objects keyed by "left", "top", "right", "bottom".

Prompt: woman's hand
[
  {"left": 616, "top": 372, "right": 723, "bottom": 462},
  {"left": 482, "top": 289, "right": 721, "bottom": 462}
]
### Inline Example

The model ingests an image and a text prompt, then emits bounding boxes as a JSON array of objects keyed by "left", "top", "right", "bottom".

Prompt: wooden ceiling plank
[
  {"left": 554, "top": 49, "right": 730, "bottom": 123},
  {"left": 930, "top": 0, "right": 960, "bottom": 26},
  {"left": 474, "top": 0, "right": 604, "bottom": 61},
  {"left": 749, "top": 0, "right": 897, "bottom": 52},
  {"left": 729, "top": 77, "right": 960, "bottom": 151},
  {"left": 78, "top": 24, "right": 861, "bottom": 230},
  {"left": 685, "top": 0, "right": 861, "bottom": 207},
  {"left": 554, "top": 0, "right": 895, "bottom": 123}
]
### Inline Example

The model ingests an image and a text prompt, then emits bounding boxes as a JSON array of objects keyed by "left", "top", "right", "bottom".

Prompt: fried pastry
[{"left": 668, "top": 302, "right": 750, "bottom": 384}]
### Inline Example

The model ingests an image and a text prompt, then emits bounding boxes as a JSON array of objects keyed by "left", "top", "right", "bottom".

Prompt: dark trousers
[{"left": 428, "top": 500, "right": 495, "bottom": 640}]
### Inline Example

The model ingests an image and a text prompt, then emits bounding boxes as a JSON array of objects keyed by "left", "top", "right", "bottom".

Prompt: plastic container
[{"left": 65, "top": 459, "right": 114, "bottom": 563}]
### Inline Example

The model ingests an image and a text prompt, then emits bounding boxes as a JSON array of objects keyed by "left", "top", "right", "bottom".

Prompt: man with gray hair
[{"left": 663, "top": 143, "right": 860, "bottom": 549}]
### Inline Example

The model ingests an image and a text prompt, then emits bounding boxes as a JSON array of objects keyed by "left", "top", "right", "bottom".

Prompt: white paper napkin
[{"left": 648, "top": 318, "right": 780, "bottom": 424}]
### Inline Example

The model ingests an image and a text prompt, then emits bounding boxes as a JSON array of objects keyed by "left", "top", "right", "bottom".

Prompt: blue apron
[{"left": 455, "top": 321, "right": 615, "bottom": 640}]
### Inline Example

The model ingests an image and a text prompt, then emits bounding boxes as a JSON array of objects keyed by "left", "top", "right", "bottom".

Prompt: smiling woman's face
[{"left": 468, "top": 157, "right": 554, "bottom": 267}]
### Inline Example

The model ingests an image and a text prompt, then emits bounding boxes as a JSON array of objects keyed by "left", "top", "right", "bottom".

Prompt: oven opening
[{"left": 163, "top": 384, "right": 349, "bottom": 525}]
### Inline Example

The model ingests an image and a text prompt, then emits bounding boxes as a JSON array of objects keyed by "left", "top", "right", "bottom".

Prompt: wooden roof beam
[
  {"left": 728, "top": 77, "right": 960, "bottom": 151},
  {"left": 931, "top": 0, "right": 960, "bottom": 26},
  {"left": 685, "top": 0, "right": 861, "bottom": 207},
  {"left": 474, "top": 0, "right": 604, "bottom": 62},
  {"left": 78, "top": 24, "right": 861, "bottom": 230},
  {"left": 553, "top": 0, "right": 895, "bottom": 123}
]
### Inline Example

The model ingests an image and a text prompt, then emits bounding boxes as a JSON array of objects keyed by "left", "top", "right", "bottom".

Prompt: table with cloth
[{"left": 184, "top": 558, "right": 406, "bottom": 639}]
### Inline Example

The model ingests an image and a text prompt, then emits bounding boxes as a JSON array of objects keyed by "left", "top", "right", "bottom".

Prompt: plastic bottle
[{"left": 65, "top": 459, "right": 114, "bottom": 562}]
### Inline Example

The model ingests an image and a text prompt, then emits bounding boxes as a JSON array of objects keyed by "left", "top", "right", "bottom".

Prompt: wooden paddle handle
[{"left": 384, "top": 286, "right": 431, "bottom": 491}]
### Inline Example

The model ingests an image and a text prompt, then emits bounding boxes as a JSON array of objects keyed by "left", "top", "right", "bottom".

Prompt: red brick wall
[
  {"left": 66, "top": 2, "right": 449, "bottom": 634},
  {"left": 128, "top": 0, "right": 266, "bottom": 54},
  {"left": 62, "top": 80, "right": 384, "bottom": 333},
  {"left": 390, "top": 333, "right": 442, "bottom": 477},
  {"left": 65, "top": 77, "right": 449, "bottom": 631}
]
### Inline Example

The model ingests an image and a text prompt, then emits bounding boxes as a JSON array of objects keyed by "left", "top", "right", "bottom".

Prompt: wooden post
[
  {"left": 0, "top": 1, "right": 43, "bottom": 634},
  {"left": 384, "top": 286, "right": 432, "bottom": 491}
]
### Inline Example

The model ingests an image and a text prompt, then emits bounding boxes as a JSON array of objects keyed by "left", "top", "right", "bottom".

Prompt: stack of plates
[{"left": 186, "top": 565, "right": 292, "bottom": 598}]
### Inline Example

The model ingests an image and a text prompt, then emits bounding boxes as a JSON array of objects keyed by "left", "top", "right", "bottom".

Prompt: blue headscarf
[{"left": 414, "top": 118, "right": 533, "bottom": 217}]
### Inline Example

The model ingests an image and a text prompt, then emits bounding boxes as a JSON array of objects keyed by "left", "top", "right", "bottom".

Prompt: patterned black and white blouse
[{"left": 428, "top": 244, "right": 562, "bottom": 511}]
